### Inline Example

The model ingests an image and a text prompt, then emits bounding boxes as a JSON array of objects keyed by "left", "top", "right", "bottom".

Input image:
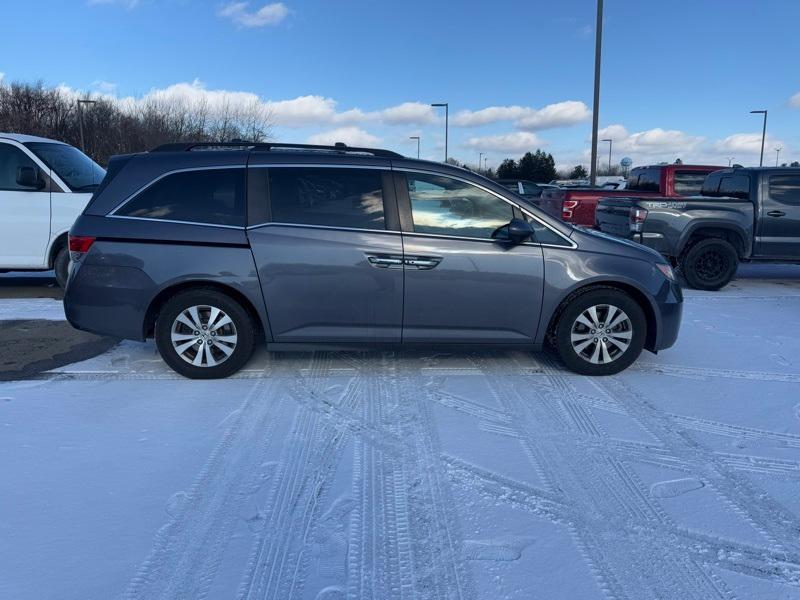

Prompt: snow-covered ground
[{"left": 2, "top": 265, "right": 800, "bottom": 599}]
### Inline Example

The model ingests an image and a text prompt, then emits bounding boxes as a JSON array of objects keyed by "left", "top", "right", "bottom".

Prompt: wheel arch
[
  {"left": 46, "top": 231, "right": 70, "bottom": 267},
  {"left": 678, "top": 222, "right": 748, "bottom": 259},
  {"left": 545, "top": 280, "right": 659, "bottom": 352},
  {"left": 143, "top": 281, "right": 266, "bottom": 342}
]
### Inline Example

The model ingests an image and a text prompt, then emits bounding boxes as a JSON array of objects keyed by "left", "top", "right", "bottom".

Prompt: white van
[{"left": 0, "top": 133, "right": 105, "bottom": 287}]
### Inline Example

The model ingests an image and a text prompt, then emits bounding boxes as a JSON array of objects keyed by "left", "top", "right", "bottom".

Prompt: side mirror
[
  {"left": 16, "top": 166, "right": 44, "bottom": 190},
  {"left": 507, "top": 218, "right": 534, "bottom": 243}
]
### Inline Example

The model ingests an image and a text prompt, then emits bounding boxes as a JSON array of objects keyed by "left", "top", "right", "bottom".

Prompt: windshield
[{"left": 24, "top": 142, "right": 106, "bottom": 192}]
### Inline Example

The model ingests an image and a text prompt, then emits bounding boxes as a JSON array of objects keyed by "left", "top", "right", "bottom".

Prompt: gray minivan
[{"left": 64, "top": 142, "right": 682, "bottom": 378}]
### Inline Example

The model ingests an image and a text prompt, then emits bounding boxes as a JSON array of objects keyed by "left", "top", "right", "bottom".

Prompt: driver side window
[
  {"left": 0, "top": 143, "right": 41, "bottom": 191},
  {"left": 407, "top": 173, "right": 514, "bottom": 239}
]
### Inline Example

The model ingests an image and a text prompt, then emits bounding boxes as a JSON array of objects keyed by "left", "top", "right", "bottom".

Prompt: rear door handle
[
  {"left": 366, "top": 254, "right": 404, "bottom": 268},
  {"left": 404, "top": 256, "right": 442, "bottom": 270},
  {"left": 768, "top": 210, "right": 786, "bottom": 217}
]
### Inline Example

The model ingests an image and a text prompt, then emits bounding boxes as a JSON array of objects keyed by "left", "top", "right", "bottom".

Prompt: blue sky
[{"left": 2, "top": 0, "right": 799, "bottom": 169}]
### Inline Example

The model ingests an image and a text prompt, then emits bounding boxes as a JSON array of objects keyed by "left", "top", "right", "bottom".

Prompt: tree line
[{"left": 0, "top": 80, "right": 273, "bottom": 165}]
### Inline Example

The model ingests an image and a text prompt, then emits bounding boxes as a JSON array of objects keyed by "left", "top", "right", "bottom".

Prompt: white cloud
[
  {"left": 790, "top": 92, "right": 800, "bottom": 108},
  {"left": 596, "top": 124, "right": 704, "bottom": 158},
  {"left": 218, "top": 2, "right": 289, "bottom": 28},
  {"left": 714, "top": 132, "right": 784, "bottom": 155},
  {"left": 462, "top": 132, "right": 544, "bottom": 153},
  {"left": 91, "top": 80, "right": 118, "bottom": 94},
  {"left": 379, "top": 102, "right": 436, "bottom": 125},
  {"left": 307, "top": 127, "right": 381, "bottom": 147},
  {"left": 452, "top": 100, "right": 590, "bottom": 130},
  {"left": 0, "top": 72, "right": 4, "bottom": 85}
]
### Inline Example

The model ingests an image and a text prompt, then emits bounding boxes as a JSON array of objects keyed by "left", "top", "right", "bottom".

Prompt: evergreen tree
[{"left": 569, "top": 165, "right": 588, "bottom": 179}]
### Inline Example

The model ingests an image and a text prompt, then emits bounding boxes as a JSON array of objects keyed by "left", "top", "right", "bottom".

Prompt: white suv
[{"left": 0, "top": 133, "right": 105, "bottom": 287}]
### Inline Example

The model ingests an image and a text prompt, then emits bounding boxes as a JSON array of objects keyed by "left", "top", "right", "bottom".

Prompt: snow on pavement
[
  {"left": 1, "top": 270, "right": 800, "bottom": 599},
  {"left": 0, "top": 297, "right": 65, "bottom": 321}
]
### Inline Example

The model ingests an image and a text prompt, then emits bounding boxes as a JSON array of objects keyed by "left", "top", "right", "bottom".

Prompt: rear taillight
[
  {"left": 630, "top": 208, "right": 648, "bottom": 232},
  {"left": 562, "top": 200, "right": 579, "bottom": 221},
  {"left": 68, "top": 235, "right": 95, "bottom": 261}
]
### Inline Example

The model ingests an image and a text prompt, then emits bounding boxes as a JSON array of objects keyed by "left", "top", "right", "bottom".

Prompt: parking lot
[{"left": 1, "top": 264, "right": 800, "bottom": 599}]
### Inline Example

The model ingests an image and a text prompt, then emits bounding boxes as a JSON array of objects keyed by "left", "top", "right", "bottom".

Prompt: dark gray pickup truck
[{"left": 596, "top": 167, "right": 800, "bottom": 290}]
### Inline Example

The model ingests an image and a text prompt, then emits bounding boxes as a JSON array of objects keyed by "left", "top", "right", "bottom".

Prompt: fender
[{"left": 676, "top": 219, "right": 750, "bottom": 259}]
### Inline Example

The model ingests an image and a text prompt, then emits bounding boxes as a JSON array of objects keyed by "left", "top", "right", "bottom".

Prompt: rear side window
[
  {"left": 626, "top": 168, "right": 660, "bottom": 192},
  {"left": 701, "top": 172, "right": 725, "bottom": 196},
  {"left": 768, "top": 174, "right": 800, "bottom": 206},
  {"left": 673, "top": 171, "right": 708, "bottom": 196},
  {"left": 116, "top": 168, "right": 245, "bottom": 226},
  {"left": 268, "top": 167, "right": 385, "bottom": 230},
  {"left": 718, "top": 175, "right": 750, "bottom": 199}
]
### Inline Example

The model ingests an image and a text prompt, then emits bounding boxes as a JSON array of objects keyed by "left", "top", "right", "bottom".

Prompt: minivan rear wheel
[
  {"left": 553, "top": 289, "right": 646, "bottom": 376},
  {"left": 155, "top": 289, "right": 256, "bottom": 379}
]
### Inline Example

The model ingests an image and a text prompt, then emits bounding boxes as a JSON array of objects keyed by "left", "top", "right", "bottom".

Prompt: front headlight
[{"left": 656, "top": 263, "right": 676, "bottom": 281}]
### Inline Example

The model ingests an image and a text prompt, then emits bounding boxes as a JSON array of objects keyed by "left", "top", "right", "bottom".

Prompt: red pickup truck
[{"left": 539, "top": 164, "right": 724, "bottom": 227}]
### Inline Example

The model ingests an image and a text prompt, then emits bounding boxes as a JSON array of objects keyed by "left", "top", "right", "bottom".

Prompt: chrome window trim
[
  {"left": 246, "top": 222, "right": 399, "bottom": 236},
  {"left": 107, "top": 214, "right": 246, "bottom": 230},
  {"left": 108, "top": 164, "right": 246, "bottom": 216},
  {"left": 396, "top": 167, "right": 577, "bottom": 249}
]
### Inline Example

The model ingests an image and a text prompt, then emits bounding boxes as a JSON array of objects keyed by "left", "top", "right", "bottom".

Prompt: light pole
[
  {"left": 750, "top": 109, "right": 767, "bottom": 167},
  {"left": 727, "top": 157, "right": 734, "bottom": 167},
  {"left": 77, "top": 99, "right": 97, "bottom": 152},
  {"left": 478, "top": 152, "right": 484, "bottom": 172},
  {"left": 589, "top": 0, "right": 604, "bottom": 187},
  {"left": 602, "top": 138, "right": 612, "bottom": 174},
  {"left": 483, "top": 157, "right": 488, "bottom": 172},
  {"left": 409, "top": 136, "right": 420, "bottom": 159},
  {"left": 431, "top": 102, "right": 448, "bottom": 162}
]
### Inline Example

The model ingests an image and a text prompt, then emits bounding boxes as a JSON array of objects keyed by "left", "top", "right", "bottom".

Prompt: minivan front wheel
[
  {"left": 553, "top": 289, "right": 646, "bottom": 376},
  {"left": 155, "top": 289, "right": 256, "bottom": 379}
]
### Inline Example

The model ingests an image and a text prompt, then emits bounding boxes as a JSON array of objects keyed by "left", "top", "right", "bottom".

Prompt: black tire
[
  {"left": 553, "top": 288, "right": 647, "bottom": 376},
  {"left": 155, "top": 288, "right": 256, "bottom": 379},
  {"left": 680, "top": 238, "right": 738, "bottom": 291},
  {"left": 54, "top": 246, "right": 70, "bottom": 289}
]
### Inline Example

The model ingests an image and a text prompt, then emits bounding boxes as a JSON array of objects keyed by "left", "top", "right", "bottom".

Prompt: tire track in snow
[
  {"left": 125, "top": 377, "right": 286, "bottom": 600},
  {"left": 633, "top": 363, "right": 800, "bottom": 384},
  {"left": 470, "top": 354, "right": 736, "bottom": 599},
  {"left": 237, "top": 353, "right": 357, "bottom": 600},
  {"left": 597, "top": 375, "right": 800, "bottom": 555}
]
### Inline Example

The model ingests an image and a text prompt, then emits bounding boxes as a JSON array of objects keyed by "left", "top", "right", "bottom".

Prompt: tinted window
[
  {"left": 673, "top": 171, "right": 708, "bottom": 196},
  {"left": 718, "top": 175, "right": 750, "bottom": 199},
  {"left": 117, "top": 168, "right": 245, "bottom": 226},
  {"left": 625, "top": 172, "right": 641, "bottom": 190},
  {"left": 407, "top": 173, "right": 514, "bottom": 239},
  {"left": 25, "top": 142, "right": 105, "bottom": 192},
  {"left": 701, "top": 172, "right": 725, "bottom": 196},
  {"left": 523, "top": 214, "right": 571, "bottom": 246},
  {"left": 0, "top": 143, "right": 42, "bottom": 191},
  {"left": 520, "top": 181, "right": 541, "bottom": 196},
  {"left": 768, "top": 174, "right": 800, "bottom": 206},
  {"left": 636, "top": 168, "right": 661, "bottom": 191},
  {"left": 268, "top": 168, "right": 385, "bottom": 230}
]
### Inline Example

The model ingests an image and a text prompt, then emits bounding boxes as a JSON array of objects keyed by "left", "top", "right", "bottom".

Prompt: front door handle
[
  {"left": 404, "top": 256, "right": 442, "bottom": 270},
  {"left": 768, "top": 210, "right": 786, "bottom": 217}
]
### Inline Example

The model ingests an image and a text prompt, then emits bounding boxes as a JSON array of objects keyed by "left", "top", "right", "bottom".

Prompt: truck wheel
[
  {"left": 680, "top": 238, "right": 738, "bottom": 291},
  {"left": 54, "top": 246, "right": 70, "bottom": 288},
  {"left": 553, "top": 288, "right": 646, "bottom": 376},
  {"left": 155, "top": 289, "right": 256, "bottom": 379}
]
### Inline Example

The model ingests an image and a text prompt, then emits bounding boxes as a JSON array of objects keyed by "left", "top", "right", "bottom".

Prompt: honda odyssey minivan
[{"left": 64, "top": 142, "right": 682, "bottom": 378}]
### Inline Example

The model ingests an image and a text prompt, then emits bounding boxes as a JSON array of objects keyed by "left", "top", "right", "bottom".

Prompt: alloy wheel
[
  {"left": 570, "top": 304, "right": 633, "bottom": 365},
  {"left": 170, "top": 304, "right": 238, "bottom": 367}
]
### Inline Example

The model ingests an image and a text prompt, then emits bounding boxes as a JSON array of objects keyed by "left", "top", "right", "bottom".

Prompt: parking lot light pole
[
  {"left": 750, "top": 109, "right": 767, "bottom": 167},
  {"left": 478, "top": 152, "right": 484, "bottom": 171},
  {"left": 602, "top": 138, "right": 612, "bottom": 173},
  {"left": 77, "top": 99, "right": 97, "bottom": 153},
  {"left": 727, "top": 157, "right": 734, "bottom": 166},
  {"left": 409, "top": 136, "right": 420, "bottom": 159},
  {"left": 589, "top": 0, "right": 604, "bottom": 187},
  {"left": 775, "top": 146, "right": 782, "bottom": 166},
  {"left": 484, "top": 157, "right": 488, "bottom": 172},
  {"left": 431, "top": 103, "right": 448, "bottom": 162}
]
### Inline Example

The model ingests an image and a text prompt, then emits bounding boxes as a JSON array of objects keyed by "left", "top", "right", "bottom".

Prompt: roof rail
[{"left": 149, "top": 141, "right": 403, "bottom": 158}]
